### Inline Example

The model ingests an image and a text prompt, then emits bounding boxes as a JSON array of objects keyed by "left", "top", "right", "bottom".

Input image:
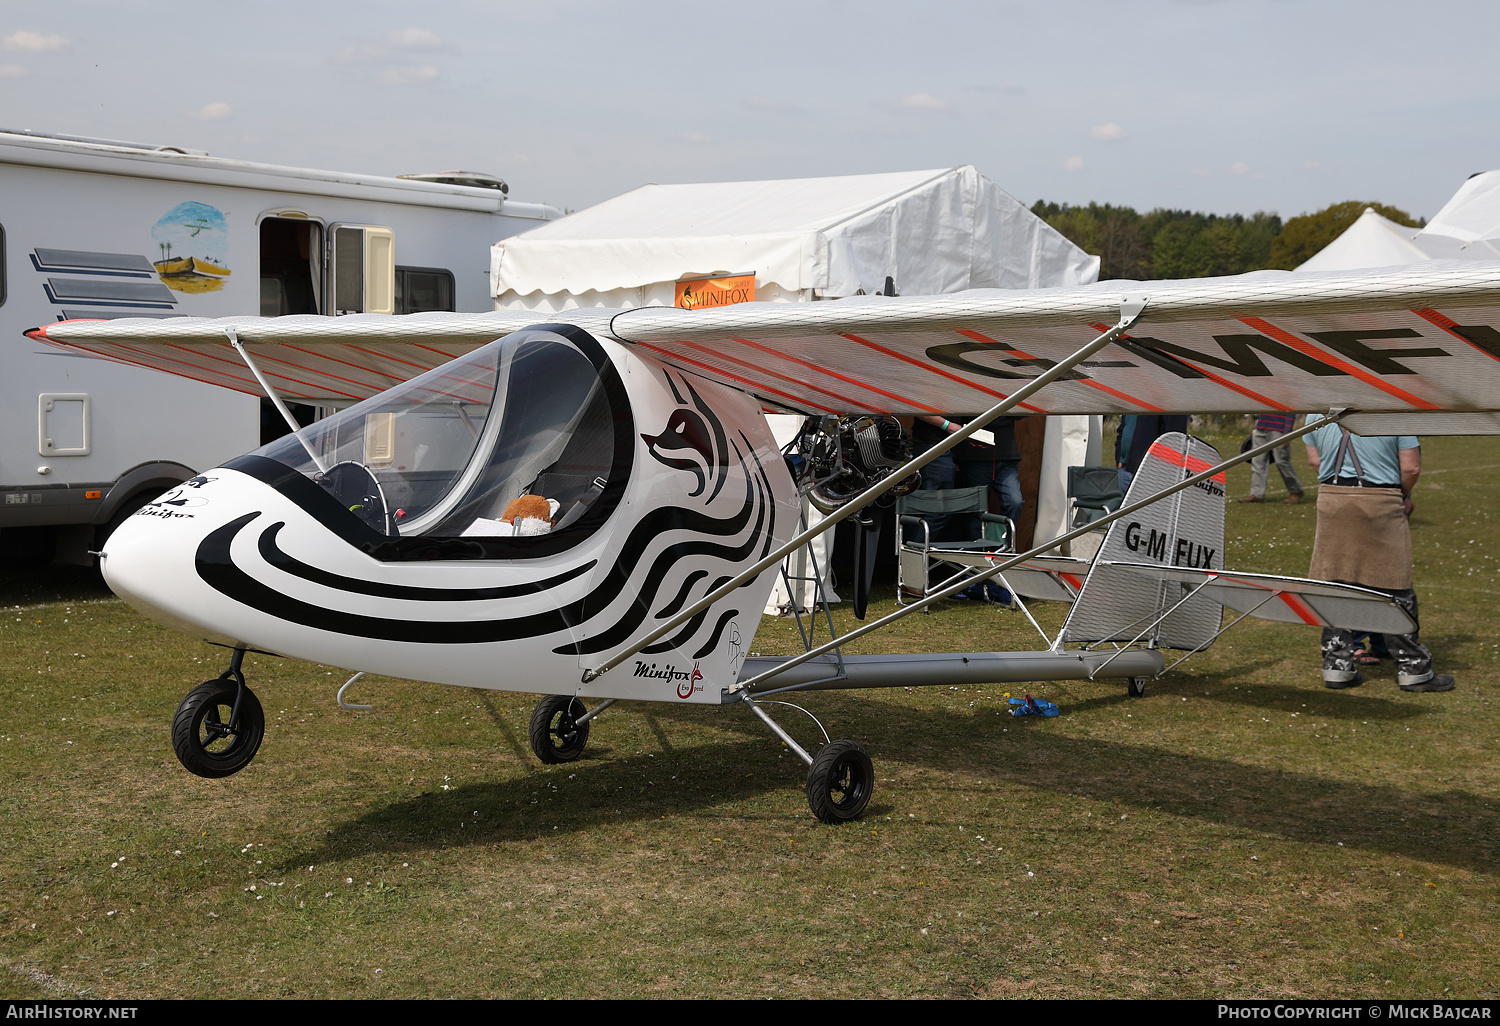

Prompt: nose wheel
[{"left": 171, "top": 649, "right": 264, "bottom": 778}]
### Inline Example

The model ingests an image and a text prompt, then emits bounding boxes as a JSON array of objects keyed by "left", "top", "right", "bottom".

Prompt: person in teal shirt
[{"left": 1303, "top": 426, "right": 1452, "bottom": 693}]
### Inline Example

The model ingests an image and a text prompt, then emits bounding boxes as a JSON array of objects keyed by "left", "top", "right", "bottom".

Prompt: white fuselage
[{"left": 102, "top": 338, "right": 798, "bottom": 704}]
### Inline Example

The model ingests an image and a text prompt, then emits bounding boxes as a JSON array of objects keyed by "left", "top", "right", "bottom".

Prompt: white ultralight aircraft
[{"left": 26, "top": 262, "right": 1500, "bottom": 822}]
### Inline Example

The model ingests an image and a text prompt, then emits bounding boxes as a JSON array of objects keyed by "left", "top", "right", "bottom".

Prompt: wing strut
[
  {"left": 730, "top": 409, "right": 1349, "bottom": 697},
  {"left": 579, "top": 293, "right": 1153, "bottom": 684},
  {"left": 225, "top": 327, "right": 329, "bottom": 474}
]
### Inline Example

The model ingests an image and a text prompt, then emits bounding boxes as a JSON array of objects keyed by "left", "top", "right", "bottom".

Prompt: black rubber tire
[
  {"left": 528, "top": 695, "right": 589, "bottom": 764},
  {"left": 1127, "top": 676, "right": 1148, "bottom": 697},
  {"left": 805, "top": 739, "right": 874, "bottom": 824},
  {"left": 171, "top": 678, "right": 264, "bottom": 778}
]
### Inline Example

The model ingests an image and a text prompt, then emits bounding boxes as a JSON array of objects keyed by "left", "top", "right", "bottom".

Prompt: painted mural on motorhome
[{"left": 152, "top": 201, "right": 231, "bottom": 293}]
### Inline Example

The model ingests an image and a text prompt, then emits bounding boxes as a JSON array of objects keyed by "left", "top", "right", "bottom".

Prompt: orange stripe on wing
[
  {"left": 842, "top": 332, "right": 1049, "bottom": 414},
  {"left": 166, "top": 342, "right": 364, "bottom": 400},
  {"left": 1086, "top": 323, "right": 1294, "bottom": 411},
  {"left": 1240, "top": 316, "right": 1439, "bottom": 410},
  {"left": 1278, "top": 591, "right": 1323, "bottom": 627},
  {"left": 730, "top": 337, "right": 938, "bottom": 413},
  {"left": 959, "top": 327, "right": 1160, "bottom": 411},
  {"left": 1146, "top": 440, "right": 1227, "bottom": 483},
  {"left": 635, "top": 341, "right": 838, "bottom": 414},
  {"left": 1411, "top": 308, "right": 1500, "bottom": 365},
  {"left": 678, "top": 340, "right": 886, "bottom": 414},
  {"left": 344, "top": 343, "right": 434, "bottom": 372},
  {"left": 284, "top": 343, "right": 410, "bottom": 384}
]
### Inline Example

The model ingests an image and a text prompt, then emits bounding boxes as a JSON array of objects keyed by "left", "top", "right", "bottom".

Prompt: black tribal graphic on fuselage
[{"left": 641, "top": 372, "right": 730, "bottom": 503}]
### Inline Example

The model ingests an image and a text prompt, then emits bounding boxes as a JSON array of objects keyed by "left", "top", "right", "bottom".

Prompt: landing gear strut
[
  {"left": 171, "top": 648, "right": 265, "bottom": 778},
  {"left": 745, "top": 697, "right": 874, "bottom": 823}
]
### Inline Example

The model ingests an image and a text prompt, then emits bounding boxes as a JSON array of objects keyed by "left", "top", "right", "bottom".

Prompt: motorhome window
[
  {"left": 395, "top": 266, "right": 455, "bottom": 314},
  {"left": 333, "top": 226, "right": 364, "bottom": 313},
  {"left": 260, "top": 219, "right": 321, "bottom": 316},
  {"left": 248, "top": 327, "right": 629, "bottom": 555},
  {"left": 0, "top": 224, "right": 7, "bottom": 308}
]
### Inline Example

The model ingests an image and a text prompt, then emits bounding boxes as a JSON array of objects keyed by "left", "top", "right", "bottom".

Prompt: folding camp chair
[
  {"left": 895, "top": 486, "right": 1015, "bottom": 606},
  {"left": 1067, "top": 465, "right": 1123, "bottom": 527},
  {"left": 1061, "top": 465, "right": 1124, "bottom": 559}
]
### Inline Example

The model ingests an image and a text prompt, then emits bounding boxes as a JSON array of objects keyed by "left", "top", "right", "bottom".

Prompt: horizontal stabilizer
[
  {"left": 1103, "top": 562, "right": 1417, "bottom": 634},
  {"left": 994, "top": 555, "right": 1090, "bottom": 603},
  {"left": 903, "top": 546, "right": 1089, "bottom": 602}
]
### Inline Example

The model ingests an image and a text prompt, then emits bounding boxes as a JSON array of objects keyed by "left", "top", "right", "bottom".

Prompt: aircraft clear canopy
[{"left": 253, "top": 327, "right": 626, "bottom": 544}]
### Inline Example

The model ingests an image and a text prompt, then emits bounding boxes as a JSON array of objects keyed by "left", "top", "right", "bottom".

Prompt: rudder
[{"left": 1061, "top": 432, "right": 1225, "bottom": 650}]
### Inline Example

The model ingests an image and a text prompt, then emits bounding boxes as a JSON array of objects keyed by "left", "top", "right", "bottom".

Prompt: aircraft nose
[
  {"left": 100, "top": 501, "right": 196, "bottom": 621},
  {"left": 98, "top": 485, "right": 245, "bottom": 642}
]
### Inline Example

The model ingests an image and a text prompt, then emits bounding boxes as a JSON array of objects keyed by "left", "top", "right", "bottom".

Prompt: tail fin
[{"left": 1061, "top": 432, "right": 1225, "bottom": 650}]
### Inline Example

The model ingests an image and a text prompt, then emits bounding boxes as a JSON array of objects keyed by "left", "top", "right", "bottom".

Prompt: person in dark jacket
[
  {"left": 1115, "top": 414, "right": 1189, "bottom": 496},
  {"left": 912, "top": 415, "right": 1022, "bottom": 540}
]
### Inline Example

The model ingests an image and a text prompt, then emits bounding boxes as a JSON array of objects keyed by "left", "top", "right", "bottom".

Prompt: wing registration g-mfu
[{"left": 26, "top": 261, "right": 1500, "bottom": 822}]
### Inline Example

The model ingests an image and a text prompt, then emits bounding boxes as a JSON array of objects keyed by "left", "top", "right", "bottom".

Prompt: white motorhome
[{"left": 0, "top": 129, "right": 561, "bottom": 564}]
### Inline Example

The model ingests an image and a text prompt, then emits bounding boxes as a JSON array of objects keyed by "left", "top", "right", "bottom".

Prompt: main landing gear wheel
[
  {"left": 171, "top": 677, "right": 265, "bottom": 778},
  {"left": 805, "top": 739, "right": 874, "bottom": 824},
  {"left": 1127, "top": 676, "right": 1149, "bottom": 697},
  {"left": 529, "top": 695, "right": 590, "bottom": 764}
]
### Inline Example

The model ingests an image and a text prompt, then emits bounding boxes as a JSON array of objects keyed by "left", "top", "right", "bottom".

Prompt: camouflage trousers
[{"left": 1321, "top": 586, "right": 1434, "bottom": 686}]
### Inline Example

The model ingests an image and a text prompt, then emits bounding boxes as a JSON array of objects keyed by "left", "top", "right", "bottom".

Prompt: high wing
[{"left": 25, "top": 263, "right": 1500, "bottom": 419}]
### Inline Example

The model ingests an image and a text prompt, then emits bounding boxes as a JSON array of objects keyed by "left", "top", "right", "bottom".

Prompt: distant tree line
[{"left": 1031, "top": 199, "right": 1424, "bottom": 280}]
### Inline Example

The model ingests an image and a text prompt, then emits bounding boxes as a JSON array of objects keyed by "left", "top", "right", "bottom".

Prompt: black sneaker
[
  {"left": 1324, "top": 673, "right": 1363, "bottom": 690},
  {"left": 1400, "top": 674, "right": 1455, "bottom": 693}
]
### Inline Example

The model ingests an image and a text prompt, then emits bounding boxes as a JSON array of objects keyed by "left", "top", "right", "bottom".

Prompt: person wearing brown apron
[{"left": 1304, "top": 425, "right": 1454, "bottom": 693}]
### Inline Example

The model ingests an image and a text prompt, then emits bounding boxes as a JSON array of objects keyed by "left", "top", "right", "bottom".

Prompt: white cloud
[
  {"left": 0, "top": 64, "right": 30, "bottom": 78},
  {"left": 1188, "top": 167, "right": 1211, "bottom": 178},
  {"left": 339, "top": 29, "right": 452, "bottom": 67},
  {"left": 380, "top": 65, "right": 439, "bottom": 85},
  {"left": 1228, "top": 161, "right": 1251, "bottom": 175},
  {"left": 4, "top": 30, "right": 68, "bottom": 53},
  {"left": 682, "top": 132, "right": 714, "bottom": 144},
  {"left": 386, "top": 28, "right": 448, "bottom": 50},
  {"left": 1302, "top": 161, "right": 1331, "bottom": 171},
  {"left": 1088, "top": 122, "right": 1126, "bottom": 141},
  {"left": 189, "top": 101, "right": 233, "bottom": 121},
  {"left": 1063, "top": 155, "right": 1085, "bottom": 172},
  {"left": 896, "top": 92, "right": 951, "bottom": 112},
  {"left": 336, "top": 43, "right": 385, "bottom": 64}
]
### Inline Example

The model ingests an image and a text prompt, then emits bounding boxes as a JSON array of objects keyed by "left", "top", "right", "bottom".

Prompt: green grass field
[{"left": 0, "top": 432, "right": 1495, "bottom": 999}]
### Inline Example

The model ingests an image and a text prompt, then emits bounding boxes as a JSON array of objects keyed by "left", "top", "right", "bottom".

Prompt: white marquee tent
[
  {"left": 1298, "top": 173, "right": 1500, "bottom": 272},
  {"left": 490, "top": 166, "right": 1098, "bottom": 309}
]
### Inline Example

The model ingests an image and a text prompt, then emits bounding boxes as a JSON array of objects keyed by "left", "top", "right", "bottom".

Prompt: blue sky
[{"left": 5, "top": 0, "right": 1498, "bottom": 220}]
